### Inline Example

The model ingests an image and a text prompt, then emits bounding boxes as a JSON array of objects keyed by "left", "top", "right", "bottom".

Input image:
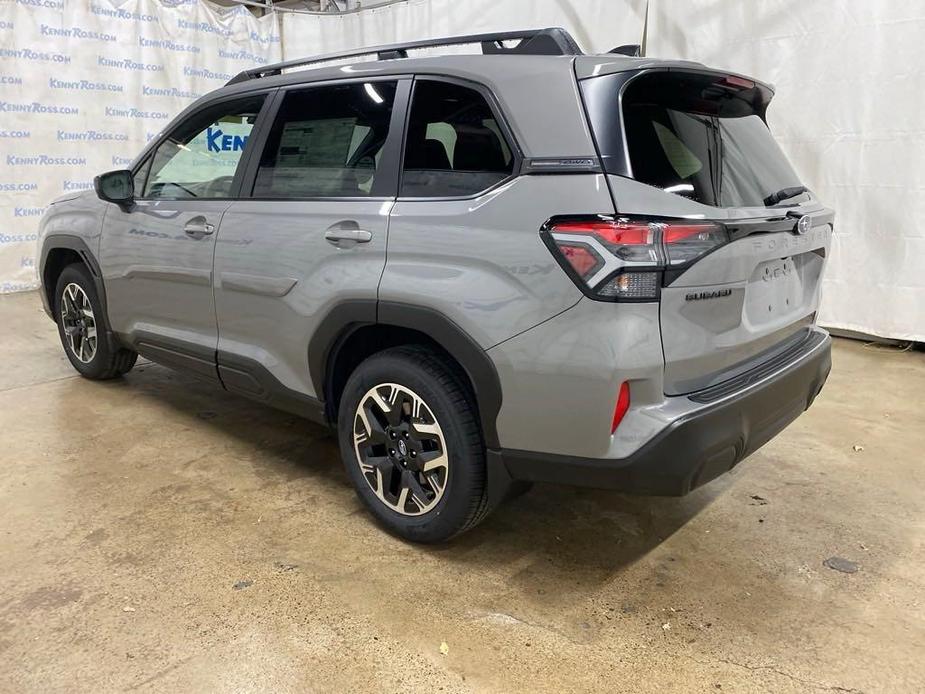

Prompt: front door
[
  {"left": 99, "top": 94, "right": 269, "bottom": 378},
  {"left": 213, "top": 79, "right": 407, "bottom": 401}
]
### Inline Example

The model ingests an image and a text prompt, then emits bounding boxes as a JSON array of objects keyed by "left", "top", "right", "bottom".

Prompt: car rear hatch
[{"left": 576, "top": 65, "right": 834, "bottom": 395}]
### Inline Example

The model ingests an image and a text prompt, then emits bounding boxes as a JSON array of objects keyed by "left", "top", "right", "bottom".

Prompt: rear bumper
[{"left": 493, "top": 333, "right": 831, "bottom": 496}]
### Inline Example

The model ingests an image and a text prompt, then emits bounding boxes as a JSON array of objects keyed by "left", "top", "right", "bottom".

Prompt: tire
[
  {"left": 337, "top": 345, "right": 490, "bottom": 543},
  {"left": 54, "top": 263, "right": 137, "bottom": 380}
]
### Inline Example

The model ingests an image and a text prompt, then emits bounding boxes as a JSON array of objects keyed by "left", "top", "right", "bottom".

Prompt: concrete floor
[{"left": 1, "top": 290, "right": 923, "bottom": 693}]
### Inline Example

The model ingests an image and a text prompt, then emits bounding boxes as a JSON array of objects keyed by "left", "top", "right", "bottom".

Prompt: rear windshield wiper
[{"left": 764, "top": 186, "right": 808, "bottom": 206}]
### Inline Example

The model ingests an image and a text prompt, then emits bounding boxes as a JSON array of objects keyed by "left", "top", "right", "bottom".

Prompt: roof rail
[{"left": 226, "top": 27, "right": 583, "bottom": 85}]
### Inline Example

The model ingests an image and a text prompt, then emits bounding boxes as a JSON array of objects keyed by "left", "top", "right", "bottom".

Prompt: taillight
[{"left": 542, "top": 216, "right": 727, "bottom": 301}]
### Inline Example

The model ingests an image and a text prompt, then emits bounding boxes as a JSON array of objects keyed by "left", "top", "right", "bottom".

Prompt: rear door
[
  {"left": 580, "top": 69, "right": 834, "bottom": 394},
  {"left": 212, "top": 78, "right": 407, "bottom": 401}
]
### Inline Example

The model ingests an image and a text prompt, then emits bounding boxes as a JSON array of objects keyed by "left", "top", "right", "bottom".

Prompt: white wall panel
[{"left": 647, "top": 0, "right": 925, "bottom": 341}]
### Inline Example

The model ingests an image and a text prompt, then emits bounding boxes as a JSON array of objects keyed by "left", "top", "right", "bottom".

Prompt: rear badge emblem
[
  {"left": 685, "top": 288, "right": 733, "bottom": 301},
  {"left": 796, "top": 215, "right": 812, "bottom": 235}
]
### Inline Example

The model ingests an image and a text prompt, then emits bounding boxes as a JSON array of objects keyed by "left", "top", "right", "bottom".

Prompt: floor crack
[{"left": 682, "top": 653, "right": 864, "bottom": 693}]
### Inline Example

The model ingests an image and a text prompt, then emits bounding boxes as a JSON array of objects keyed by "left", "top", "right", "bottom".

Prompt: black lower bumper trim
[{"left": 496, "top": 334, "right": 832, "bottom": 496}]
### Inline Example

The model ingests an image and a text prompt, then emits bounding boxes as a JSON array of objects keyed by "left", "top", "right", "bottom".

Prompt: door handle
[
  {"left": 184, "top": 217, "right": 215, "bottom": 239},
  {"left": 324, "top": 228, "right": 373, "bottom": 245}
]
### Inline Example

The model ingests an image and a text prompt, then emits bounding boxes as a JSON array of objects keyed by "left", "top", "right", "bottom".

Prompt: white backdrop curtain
[
  {"left": 647, "top": 0, "right": 925, "bottom": 341},
  {"left": 0, "top": 0, "right": 281, "bottom": 293},
  {"left": 1, "top": 0, "right": 921, "bottom": 341},
  {"left": 280, "top": 0, "right": 647, "bottom": 58}
]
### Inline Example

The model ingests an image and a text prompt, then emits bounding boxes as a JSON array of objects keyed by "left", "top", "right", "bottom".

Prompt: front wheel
[
  {"left": 338, "top": 346, "right": 489, "bottom": 542},
  {"left": 54, "top": 264, "right": 137, "bottom": 380}
]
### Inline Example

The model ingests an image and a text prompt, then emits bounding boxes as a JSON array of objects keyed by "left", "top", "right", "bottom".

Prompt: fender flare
[
  {"left": 308, "top": 300, "right": 503, "bottom": 450},
  {"left": 39, "top": 235, "right": 108, "bottom": 319}
]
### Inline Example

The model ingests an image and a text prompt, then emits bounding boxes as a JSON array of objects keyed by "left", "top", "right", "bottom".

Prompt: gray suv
[{"left": 37, "top": 29, "right": 833, "bottom": 542}]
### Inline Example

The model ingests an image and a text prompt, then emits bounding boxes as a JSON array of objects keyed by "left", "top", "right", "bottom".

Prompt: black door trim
[
  {"left": 217, "top": 351, "right": 327, "bottom": 424},
  {"left": 127, "top": 330, "right": 220, "bottom": 383}
]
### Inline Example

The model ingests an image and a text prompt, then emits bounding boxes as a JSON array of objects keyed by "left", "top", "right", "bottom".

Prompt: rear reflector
[
  {"left": 542, "top": 216, "right": 727, "bottom": 301},
  {"left": 611, "top": 381, "right": 630, "bottom": 434}
]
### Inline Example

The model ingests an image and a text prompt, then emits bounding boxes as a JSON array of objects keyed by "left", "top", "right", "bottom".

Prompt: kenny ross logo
[
  {"left": 90, "top": 4, "right": 157, "bottom": 22},
  {"left": 40, "top": 25, "right": 116, "bottom": 42},
  {"left": 0, "top": 101, "right": 78, "bottom": 115},
  {"left": 183, "top": 66, "right": 232, "bottom": 81},
  {"left": 219, "top": 48, "right": 268, "bottom": 64},
  {"left": 105, "top": 106, "right": 169, "bottom": 120},
  {"left": 0, "top": 47, "right": 70, "bottom": 64},
  {"left": 139, "top": 36, "right": 200, "bottom": 54},
  {"left": 6, "top": 154, "right": 87, "bottom": 166},
  {"left": 49, "top": 77, "right": 123, "bottom": 92},
  {"left": 178, "top": 19, "right": 232, "bottom": 37},
  {"left": 0, "top": 182, "right": 38, "bottom": 192},
  {"left": 13, "top": 207, "right": 46, "bottom": 218},
  {"left": 63, "top": 181, "right": 94, "bottom": 191},
  {"left": 0, "top": 232, "right": 39, "bottom": 245},
  {"left": 207, "top": 127, "right": 248, "bottom": 153},
  {"left": 98, "top": 56, "right": 163, "bottom": 72},
  {"left": 250, "top": 31, "right": 281, "bottom": 44},
  {"left": 58, "top": 129, "right": 128, "bottom": 142},
  {"left": 143, "top": 85, "right": 201, "bottom": 99}
]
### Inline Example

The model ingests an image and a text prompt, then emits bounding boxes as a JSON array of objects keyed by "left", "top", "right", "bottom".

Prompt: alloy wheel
[
  {"left": 353, "top": 382, "right": 449, "bottom": 516},
  {"left": 60, "top": 283, "right": 97, "bottom": 364}
]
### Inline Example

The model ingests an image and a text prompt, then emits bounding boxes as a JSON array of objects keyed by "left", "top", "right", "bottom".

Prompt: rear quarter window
[{"left": 400, "top": 80, "right": 514, "bottom": 198}]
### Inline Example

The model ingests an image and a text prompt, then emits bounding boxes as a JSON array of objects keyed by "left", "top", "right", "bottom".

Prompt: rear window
[{"left": 583, "top": 71, "right": 803, "bottom": 208}]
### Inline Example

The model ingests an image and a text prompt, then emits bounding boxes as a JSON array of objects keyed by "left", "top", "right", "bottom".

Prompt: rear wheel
[
  {"left": 338, "top": 346, "right": 489, "bottom": 542},
  {"left": 54, "top": 264, "right": 137, "bottom": 380}
]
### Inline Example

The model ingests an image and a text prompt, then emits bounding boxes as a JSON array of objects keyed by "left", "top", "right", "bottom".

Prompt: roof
[
  {"left": 193, "top": 55, "right": 602, "bottom": 159},
  {"left": 134, "top": 26, "right": 769, "bottom": 167}
]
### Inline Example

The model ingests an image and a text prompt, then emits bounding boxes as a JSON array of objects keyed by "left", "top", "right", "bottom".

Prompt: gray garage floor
[{"left": 1, "top": 289, "right": 923, "bottom": 693}]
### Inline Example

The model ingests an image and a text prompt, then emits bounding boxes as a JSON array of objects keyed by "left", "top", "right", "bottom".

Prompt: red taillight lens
[
  {"left": 611, "top": 381, "right": 630, "bottom": 434},
  {"left": 661, "top": 222, "right": 726, "bottom": 266},
  {"left": 543, "top": 216, "right": 727, "bottom": 301},
  {"left": 551, "top": 220, "right": 652, "bottom": 247},
  {"left": 662, "top": 224, "right": 715, "bottom": 243}
]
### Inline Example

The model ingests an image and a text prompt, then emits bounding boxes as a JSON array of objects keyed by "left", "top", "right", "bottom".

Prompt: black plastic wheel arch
[{"left": 308, "top": 300, "right": 503, "bottom": 449}]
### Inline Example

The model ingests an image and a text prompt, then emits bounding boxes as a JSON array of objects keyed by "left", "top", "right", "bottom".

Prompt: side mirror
[{"left": 94, "top": 169, "right": 134, "bottom": 206}]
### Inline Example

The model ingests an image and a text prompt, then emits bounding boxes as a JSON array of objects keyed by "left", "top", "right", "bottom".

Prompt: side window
[
  {"left": 132, "top": 157, "right": 151, "bottom": 195},
  {"left": 143, "top": 95, "right": 266, "bottom": 200},
  {"left": 252, "top": 81, "right": 398, "bottom": 198},
  {"left": 401, "top": 80, "right": 514, "bottom": 197}
]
